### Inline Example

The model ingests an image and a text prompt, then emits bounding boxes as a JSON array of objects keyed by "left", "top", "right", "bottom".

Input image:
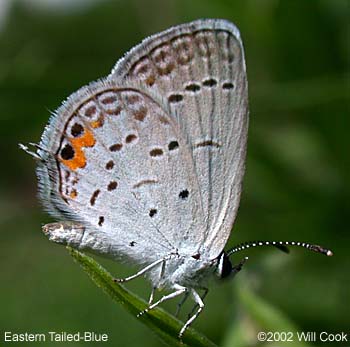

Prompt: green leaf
[
  {"left": 223, "top": 276, "right": 312, "bottom": 347},
  {"left": 68, "top": 247, "right": 217, "bottom": 347}
]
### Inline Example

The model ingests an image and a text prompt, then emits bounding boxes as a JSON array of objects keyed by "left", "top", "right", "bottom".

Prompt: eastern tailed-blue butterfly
[{"left": 21, "top": 19, "right": 332, "bottom": 338}]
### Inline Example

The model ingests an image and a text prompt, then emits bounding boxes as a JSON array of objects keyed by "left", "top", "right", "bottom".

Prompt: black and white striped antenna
[{"left": 227, "top": 240, "right": 333, "bottom": 257}]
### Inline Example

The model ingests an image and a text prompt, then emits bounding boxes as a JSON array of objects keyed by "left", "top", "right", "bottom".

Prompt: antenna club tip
[{"left": 326, "top": 250, "right": 333, "bottom": 257}]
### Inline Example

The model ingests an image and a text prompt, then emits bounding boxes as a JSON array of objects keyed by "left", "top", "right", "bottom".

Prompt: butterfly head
[{"left": 215, "top": 252, "right": 235, "bottom": 279}]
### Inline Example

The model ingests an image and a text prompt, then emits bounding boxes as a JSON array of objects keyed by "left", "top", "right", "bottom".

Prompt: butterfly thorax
[{"left": 147, "top": 252, "right": 217, "bottom": 290}]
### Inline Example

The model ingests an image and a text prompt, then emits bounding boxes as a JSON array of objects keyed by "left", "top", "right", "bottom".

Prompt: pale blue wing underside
[{"left": 36, "top": 19, "right": 248, "bottom": 265}]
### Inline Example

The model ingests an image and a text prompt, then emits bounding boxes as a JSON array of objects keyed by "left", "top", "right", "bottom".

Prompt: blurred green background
[{"left": 0, "top": 0, "right": 349, "bottom": 346}]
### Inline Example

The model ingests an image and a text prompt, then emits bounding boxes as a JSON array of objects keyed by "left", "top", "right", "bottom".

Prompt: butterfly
[{"left": 21, "top": 19, "right": 332, "bottom": 339}]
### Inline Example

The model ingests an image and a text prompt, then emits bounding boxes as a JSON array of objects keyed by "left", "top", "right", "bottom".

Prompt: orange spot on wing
[
  {"left": 71, "top": 128, "right": 95, "bottom": 148},
  {"left": 90, "top": 121, "right": 100, "bottom": 128},
  {"left": 61, "top": 129, "right": 96, "bottom": 170},
  {"left": 90, "top": 114, "right": 104, "bottom": 128}
]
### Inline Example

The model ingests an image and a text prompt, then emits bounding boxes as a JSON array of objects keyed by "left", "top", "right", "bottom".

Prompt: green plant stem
[{"left": 68, "top": 247, "right": 217, "bottom": 347}]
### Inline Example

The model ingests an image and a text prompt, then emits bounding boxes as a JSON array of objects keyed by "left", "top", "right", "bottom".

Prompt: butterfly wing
[
  {"left": 37, "top": 80, "right": 207, "bottom": 264},
  {"left": 110, "top": 19, "right": 249, "bottom": 259}
]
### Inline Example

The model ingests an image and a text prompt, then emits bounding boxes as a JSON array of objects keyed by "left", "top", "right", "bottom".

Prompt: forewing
[
  {"left": 37, "top": 80, "right": 206, "bottom": 264},
  {"left": 110, "top": 19, "right": 249, "bottom": 258}
]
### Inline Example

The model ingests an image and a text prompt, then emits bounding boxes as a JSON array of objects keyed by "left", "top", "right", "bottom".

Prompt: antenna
[{"left": 227, "top": 240, "right": 333, "bottom": 257}]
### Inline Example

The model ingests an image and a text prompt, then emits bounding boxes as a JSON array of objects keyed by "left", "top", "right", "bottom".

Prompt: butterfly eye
[{"left": 216, "top": 253, "right": 233, "bottom": 279}]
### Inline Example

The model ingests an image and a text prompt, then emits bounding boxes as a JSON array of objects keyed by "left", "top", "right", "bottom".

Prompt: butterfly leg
[
  {"left": 137, "top": 284, "right": 187, "bottom": 317},
  {"left": 148, "top": 287, "right": 156, "bottom": 305},
  {"left": 179, "top": 289, "right": 204, "bottom": 339},
  {"left": 114, "top": 255, "right": 171, "bottom": 283},
  {"left": 175, "top": 291, "right": 189, "bottom": 317},
  {"left": 148, "top": 256, "right": 167, "bottom": 304},
  {"left": 187, "top": 287, "right": 208, "bottom": 319}
]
